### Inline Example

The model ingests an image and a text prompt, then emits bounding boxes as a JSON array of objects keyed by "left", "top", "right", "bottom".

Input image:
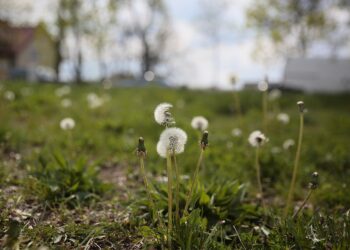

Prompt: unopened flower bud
[
  {"left": 200, "top": 131, "right": 209, "bottom": 149},
  {"left": 309, "top": 172, "right": 319, "bottom": 190},
  {"left": 297, "top": 101, "right": 305, "bottom": 113},
  {"left": 137, "top": 137, "right": 147, "bottom": 157}
]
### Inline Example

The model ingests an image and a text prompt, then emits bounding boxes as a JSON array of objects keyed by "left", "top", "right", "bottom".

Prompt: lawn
[{"left": 0, "top": 81, "right": 349, "bottom": 249}]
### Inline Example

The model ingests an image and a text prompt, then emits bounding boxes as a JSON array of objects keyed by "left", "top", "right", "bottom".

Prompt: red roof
[{"left": 0, "top": 20, "right": 35, "bottom": 58}]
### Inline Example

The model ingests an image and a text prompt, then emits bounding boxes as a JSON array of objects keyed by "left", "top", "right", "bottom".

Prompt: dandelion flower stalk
[
  {"left": 172, "top": 153, "right": 180, "bottom": 226},
  {"left": 184, "top": 131, "right": 209, "bottom": 215},
  {"left": 136, "top": 137, "right": 164, "bottom": 229},
  {"left": 233, "top": 90, "right": 242, "bottom": 126},
  {"left": 292, "top": 172, "right": 319, "bottom": 219},
  {"left": 255, "top": 147, "right": 266, "bottom": 213},
  {"left": 166, "top": 150, "right": 173, "bottom": 249},
  {"left": 284, "top": 101, "right": 305, "bottom": 217},
  {"left": 248, "top": 130, "right": 268, "bottom": 213}
]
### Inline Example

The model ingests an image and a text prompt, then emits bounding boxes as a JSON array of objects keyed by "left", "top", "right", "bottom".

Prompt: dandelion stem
[
  {"left": 292, "top": 189, "right": 313, "bottom": 219},
  {"left": 184, "top": 148, "right": 205, "bottom": 215},
  {"left": 262, "top": 90, "right": 268, "bottom": 133},
  {"left": 284, "top": 113, "right": 304, "bottom": 217},
  {"left": 139, "top": 155, "right": 164, "bottom": 229},
  {"left": 172, "top": 154, "right": 180, "bottom": 227},
  {"left": 255, "top": 147, "right": 266, "bottom": 214},
  {"left": 233, "top": 90, "right": 242, "bottom": 126},
  {"left": 166, "top": 150, "right": 173, "bottom": 249}
]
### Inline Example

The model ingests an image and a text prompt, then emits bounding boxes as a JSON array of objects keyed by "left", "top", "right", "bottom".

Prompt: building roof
[{"left": 0, "top": 20, "right": 36, "bottom": 58}]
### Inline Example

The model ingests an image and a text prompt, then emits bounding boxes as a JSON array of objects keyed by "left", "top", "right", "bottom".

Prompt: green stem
[
  {"left": 166, "top": 151, "right": 173, "bottom": 249},
  {"left": 292, "top": 189, "right": 312, "bottom": 219},
  {"left": 284, "top": 113, "right": 304, "bottom": 217},
  {"left": 262, "top": 90, "right": 268, "bottom": 133},
  {"left": 139, "top": 156, "right": 164, "bottom": 229},
  {"left": 172, "top": 154, "right": 180, "bottom": 227},
  {"left": 184, "top": 148, "right": 205, "bottom": 215},
  {"left": 233, "top": 90, "right": 242, "bottom": 126},
  {"left": 255, "top": 147, "right": 266, "bottom": 214}
]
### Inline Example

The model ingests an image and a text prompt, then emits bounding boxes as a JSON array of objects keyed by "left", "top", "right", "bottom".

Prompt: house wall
[
  {"left": 16, "top": 26, "right": 55, "bottom": 71},
  {"left": 283, "top": 58, "right": 350, "bottom": 93}
]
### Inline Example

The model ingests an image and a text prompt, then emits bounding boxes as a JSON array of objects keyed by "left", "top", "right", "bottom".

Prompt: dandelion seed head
[
  {"left": 4, "top": 90, "right": 15, "bottom": 101},
  {"left": 154, "top": 103, "right": 175, "bottom": 126},
  {"left": 55, "top": 86, "right": 71, "bottom": 97},
  {"left": 277, "top": 113, "right": 290, "bottom": 124},
  {"left": 61, "top": 98, "right": 72, "bottom": 108},
  {"left": 60, "top": 117, "right": 75, "bottom": 130},
  {"left": 157, "top": 127, "right": 187, "bottom": 158},
  {"left": 191, "top": 116, "right": 208, "bottom": 131},
  {"left": 283, "top": 139, "right": 295, "bottom": 150},
  {"left": 231, "top": 128, "right": 242, "bottom": 137},
  {"left": 87, "top": 93, "right": 103, "bottom": 109},
  {"left": 248, "top": 130, "right": 268, "bottom": 147},
  {"left": 258, "top": 80, "right": 268, "bottom": 92},
  {"left": 268, "top": 89, "right": 281, "bottom": 101}
]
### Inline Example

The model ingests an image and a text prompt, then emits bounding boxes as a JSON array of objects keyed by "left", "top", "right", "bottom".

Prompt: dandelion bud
[
  {"left": 309, "top": 172, "right": 319, "bottom": 190},
  {"left": 200, "top": 131, "right": 209, "bottom": 149},
  {"left": 137, "top": 137, "right": 147, "bottom": 157},
  {"left": 297, "top": 101, "right": 305, "bottom": 113}
]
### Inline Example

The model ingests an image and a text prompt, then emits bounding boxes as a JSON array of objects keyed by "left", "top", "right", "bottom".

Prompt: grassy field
[{"left": 0, "top": 81, "right": 349, "bottom": 249}]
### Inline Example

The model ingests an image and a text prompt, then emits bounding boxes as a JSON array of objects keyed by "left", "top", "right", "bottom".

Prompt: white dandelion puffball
[
  {"left": 154, "top": 103, "right": 175, "bottom": 126},
  {"left": 277, "top": 113, "right": 290, "bottom": 124},
  {"left": 61, "top": 98, "right": 72, "bottom": 108},
  {"left": 157, "top": 127, "right": 187, "bottom": 158},
  {"left": 60, "top": 118, "right": 75, "bottom": 130},
  {"left": 191, "top": 116, "right": 209, "bottom": 131},
  {"left": 4, "top": 90, "right": 15, "bottom": 101},
  {"left": 248, "top": 130, "right": 268, "bottom": 147},
  {"left": 231, "top": 128, "right": 242, "bottom": 137},
  {"left": 55, "top": 86, "right": 71, "bottom": 97},
  {"left": 87, "top": 93, "right": 103, "bottom": 109},
  {"left": 268, "top": 89, "right": 281, "bottom": 101},
  {"left": 283, "top": 139, "right": 295, "bottom": 150},
  {"left": 258, "top": 80, "right": 268, "bottom": 92}
]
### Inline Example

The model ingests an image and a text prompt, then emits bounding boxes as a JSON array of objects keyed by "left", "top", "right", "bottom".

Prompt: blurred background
[{"left": 0, "top": 0, "right": 349, "bottom": 92}]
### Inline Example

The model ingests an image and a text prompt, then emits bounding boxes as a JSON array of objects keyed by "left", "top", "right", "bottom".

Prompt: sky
[
  {"left": 23, "top": 0, "right": 349, "bottom": 89},
  {"left": 70, "top": 0, "right": 284, "bottom": 89}
]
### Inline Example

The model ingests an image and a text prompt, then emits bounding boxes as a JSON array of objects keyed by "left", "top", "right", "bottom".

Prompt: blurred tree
[
  {"left": 0, "top": 0, "right": 32, "bottom": 24},
  {"left": 246, "top": 0, "right": 334, "bottom": 59},
  {"left": 85, "top": 0, "right": 118, "bottom": 81},
  {"left": 123, "top": 0, "right": 171, "bottom": 78},
  {"left": 196, "top": 0, "right": 230, "bottom": 86}
]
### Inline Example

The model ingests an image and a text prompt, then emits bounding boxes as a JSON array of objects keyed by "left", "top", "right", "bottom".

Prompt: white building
[{"left": 283, "top": 58, "right": 350, "bottom": 93}]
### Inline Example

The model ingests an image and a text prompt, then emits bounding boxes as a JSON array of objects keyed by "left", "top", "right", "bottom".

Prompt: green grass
[{"left": 0, "top": 81, "right": 349, "bottom": 249}]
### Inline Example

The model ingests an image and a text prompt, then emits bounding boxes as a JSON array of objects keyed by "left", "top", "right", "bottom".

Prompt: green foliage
[{"left": 25, "top": 153, "right": 110, "bottom": 206}]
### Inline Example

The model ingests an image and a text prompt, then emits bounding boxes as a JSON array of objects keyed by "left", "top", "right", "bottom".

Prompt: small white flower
[
  {"left": 191, "top": 116, "right": 208, "bottom": 131},
  {"left": 283, "top": 139, "right": 295, "bottom": 150},
  {"left": 157, "top": 127, "right": 187, "bottom": 158},
  {"left": 61, "top": 98, "right": 72, "bottom": 108},
  {"left": 154, "top": 103, "right": 175, "bottom": 126},
  {"left": 60, "top": 118, "right": 75, "bottom": 130},
  {"left": 55, "top": 86, "right": 71, "bottom": 97},
  {"left": 231, "top": 128, "right": 242, "bottom": 137},
  {"left": 268, "top": 89, "right": 281, "bottom": 101},
  {"left": 4, "top": 90, "right": 15, "bottom": 101},
  {"left": 277, "top": 113, "right": 290, "bottom": 124},
  {"left": 248, "top": 130, "right": 268, "bottom": 147}
]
